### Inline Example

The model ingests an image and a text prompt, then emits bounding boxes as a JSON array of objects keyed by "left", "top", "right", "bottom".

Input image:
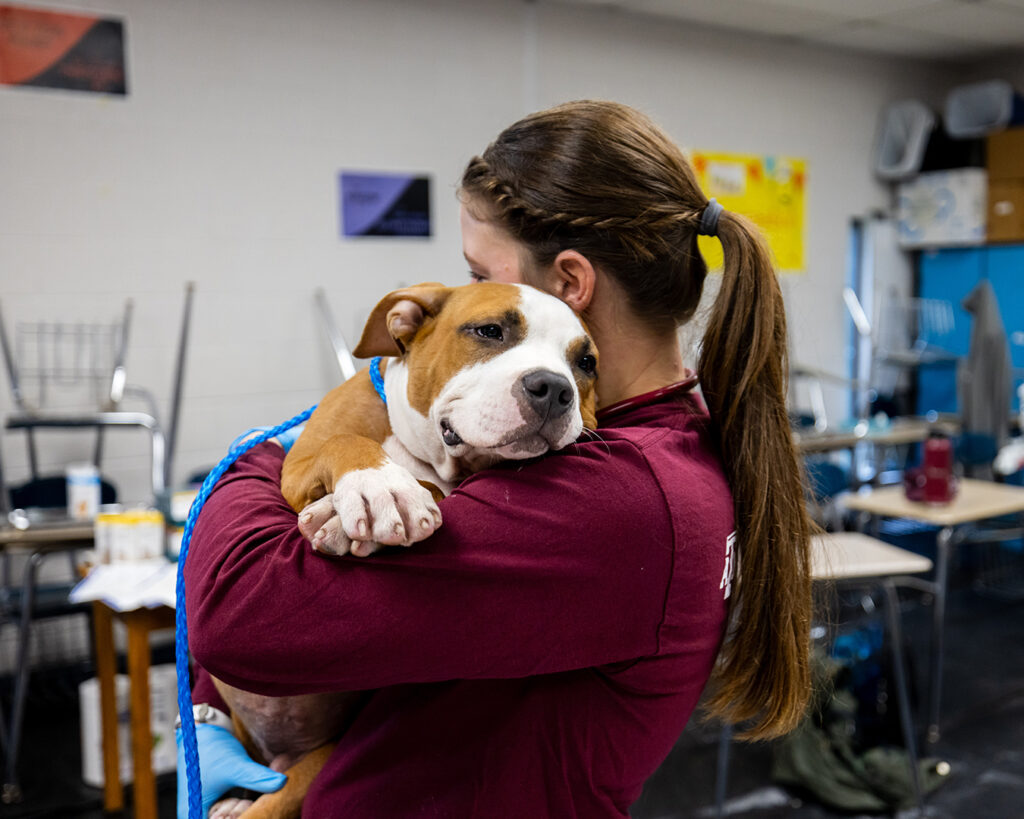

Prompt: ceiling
[{"left": 552, "top": 0, "right": 1024, "bottom": 62}]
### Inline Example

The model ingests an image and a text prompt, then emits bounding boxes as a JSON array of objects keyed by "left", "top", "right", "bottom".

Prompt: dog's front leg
[
  {"left": 235, "top": 743, "right": 337, "bottom": 819},
  {"left": 285, "top": 434, "right": 442, "bottom": 556}
]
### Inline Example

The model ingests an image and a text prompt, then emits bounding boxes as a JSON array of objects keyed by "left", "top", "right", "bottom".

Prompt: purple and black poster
[{"left": 340, "top": 172, "right": 431, "bottom": 238}]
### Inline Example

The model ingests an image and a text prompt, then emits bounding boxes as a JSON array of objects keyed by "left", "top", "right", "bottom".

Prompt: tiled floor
[{"left": 1, "top": 549, "right": 1022, "bottom": 819}]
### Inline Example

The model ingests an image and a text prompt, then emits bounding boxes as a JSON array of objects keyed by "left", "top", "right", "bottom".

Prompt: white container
[
  {"left": 66, "top": 462, "right": 101, "bottom": 520},
  {"left": 169, "top": 489, "right": 199, "bottom": 525},
  {"left": 93, "top": 513, "right": 119, "bottom": 563},
  {"left": 166, "top": 527, "right": 184, "bottom": 561},
  {"left": 133, "top": 510, "right": 165, "bottom": 560},
  {"left": 79, "top": 664, "right": 179, "bottom": 787},
  {"left": 95, "top": 509, "right": 165, "bottom": 562}
]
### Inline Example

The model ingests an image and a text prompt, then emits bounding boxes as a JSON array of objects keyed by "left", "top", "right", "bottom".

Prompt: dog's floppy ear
[{"left": 353, "top": 282, "right": 454, "bottom": 358}]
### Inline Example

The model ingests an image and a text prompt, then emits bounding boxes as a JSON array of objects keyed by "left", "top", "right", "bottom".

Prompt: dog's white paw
[
  {"left": 319, "top": 462, "right": 441, "bottom": 555},
  {"left": 209, "top": 797, "right": 254, "bottom": 819}
]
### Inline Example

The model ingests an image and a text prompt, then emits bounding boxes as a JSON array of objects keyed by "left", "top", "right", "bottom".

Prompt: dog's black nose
[{"left": 521, "top": 370, "right": 573, "bottom": 420}]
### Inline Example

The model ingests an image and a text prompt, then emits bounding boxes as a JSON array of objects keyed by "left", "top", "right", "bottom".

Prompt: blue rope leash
[
  {"left": 175, "top": 403, "right": 317, "bottom": 819},
  {"left": 369, "top": 356, "right": 387, "bottom": 406}
]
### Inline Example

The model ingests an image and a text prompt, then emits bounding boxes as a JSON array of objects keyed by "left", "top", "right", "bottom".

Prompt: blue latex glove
[
  {"left": 176, "top": 723, "right": 286, "bottom": 819},
  {"left": 273, "top": 423, "right": 305, "bottom": 452}
]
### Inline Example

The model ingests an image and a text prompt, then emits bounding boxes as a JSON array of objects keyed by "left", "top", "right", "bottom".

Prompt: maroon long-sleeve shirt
[{"left": 186, "top": 379, "right": 734, "bottom": 818}]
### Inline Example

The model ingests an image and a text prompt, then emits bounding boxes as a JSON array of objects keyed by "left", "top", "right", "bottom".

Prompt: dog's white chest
[{"left": 381, "top": 434, "right": 455, "bottom": 496}]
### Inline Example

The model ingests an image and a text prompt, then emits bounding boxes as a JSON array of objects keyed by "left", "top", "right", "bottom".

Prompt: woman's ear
[{"left": 549, "top": 250, "right": 596, "bottom": 314}]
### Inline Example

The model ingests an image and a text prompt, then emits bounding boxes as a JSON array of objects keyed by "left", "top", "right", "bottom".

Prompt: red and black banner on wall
[{"left": 0, "top": 4, "right": 126, "bottom": 95}]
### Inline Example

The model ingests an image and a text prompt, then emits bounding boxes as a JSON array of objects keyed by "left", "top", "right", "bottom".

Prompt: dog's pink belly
[{"left": 213, "top": 679, "right": 364, "bottom": 769}]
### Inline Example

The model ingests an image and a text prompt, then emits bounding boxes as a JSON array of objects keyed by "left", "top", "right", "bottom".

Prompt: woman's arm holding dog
[{"left": 185, "top": 440, "right": 719, "bottom": 698}]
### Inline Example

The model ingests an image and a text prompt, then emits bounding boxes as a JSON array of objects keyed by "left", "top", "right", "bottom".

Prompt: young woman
[{"left": 183, "top": 100, "right": 812, "bottom": 819}]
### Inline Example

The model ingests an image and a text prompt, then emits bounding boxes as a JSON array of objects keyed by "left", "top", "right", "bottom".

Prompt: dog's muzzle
[{"left": 435, "top": 367, "right": 580, "bottom": 458}]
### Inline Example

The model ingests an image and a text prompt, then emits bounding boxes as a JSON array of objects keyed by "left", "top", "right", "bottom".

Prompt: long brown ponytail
[
  {"left": 461, "top": 100, "right": 813, "bottom": 740},
  {"left": 698, "top": 211, "right": 813, "bottom": 739}
]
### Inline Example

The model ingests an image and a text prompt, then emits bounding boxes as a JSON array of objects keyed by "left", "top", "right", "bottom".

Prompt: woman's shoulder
[
  {"left": 592, "top": 394, "right": 721, "bottom": 471},
  {"left": 457, "top": 398, "right": 726, "bottom": 509}
]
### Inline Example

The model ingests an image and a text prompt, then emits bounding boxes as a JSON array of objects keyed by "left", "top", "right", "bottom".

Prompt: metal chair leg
[
  {"left": 3, "top": 551, "right": 45, "bottom": 804},
  {"left": 0, "top": 680, "right": 8, "bottom": 758},
  {"left": 881, "top": 580, "right": 924, "bottom": 816},
  {"left": 927, "top": 525, "right": 954, "bottom": 745},
  {"left": 714, "top": 722, "right": 733, "bottom": 818}
]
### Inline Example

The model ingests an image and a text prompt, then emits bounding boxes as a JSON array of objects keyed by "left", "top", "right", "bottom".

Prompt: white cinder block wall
[{"left": 0, "top": 0, "right": 960, "bottom": 504}]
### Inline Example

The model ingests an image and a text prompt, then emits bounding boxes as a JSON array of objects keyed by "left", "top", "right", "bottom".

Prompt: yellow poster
[{"left": 690, "top": 151, "right": 806, "bottom": 273}]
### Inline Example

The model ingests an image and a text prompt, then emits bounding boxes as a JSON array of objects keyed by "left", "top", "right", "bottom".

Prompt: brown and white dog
[{"left": 211, "top": 281, "right": 598, "bottom": 818}]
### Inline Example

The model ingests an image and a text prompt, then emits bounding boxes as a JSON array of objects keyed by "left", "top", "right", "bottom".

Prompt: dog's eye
[
  {"left": 577, "top": 354, "right": 597, "bottom": 375},
  {"left": 475, "top": 324, "right": 503, "bottom": 341}
]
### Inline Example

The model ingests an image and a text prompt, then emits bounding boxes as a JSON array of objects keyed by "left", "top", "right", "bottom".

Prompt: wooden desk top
[
  {"left": 844, "top": 478, "right": 1024, "bottom": 526},
  {"left": 795, "top": 417, "right": 959, "bottom": 453},
  {"left": 811, "top": 532, "right": 933, "bottom": 580}
]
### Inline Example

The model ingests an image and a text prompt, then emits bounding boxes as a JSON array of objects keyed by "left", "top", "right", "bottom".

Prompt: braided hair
[{"left": 460, "top": 101, "right": 709, "bottom": 332}]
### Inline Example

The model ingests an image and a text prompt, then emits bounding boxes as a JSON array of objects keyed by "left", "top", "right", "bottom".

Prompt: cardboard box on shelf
[
  {"left": 897, "top": 168, "right": 987, "bottom": 248},
  {"left": 987, "top": 127, "right": 1024, "bottom": 181},
  {"left": 988, "top": 179, "right": 1024, "bottom": 242}
]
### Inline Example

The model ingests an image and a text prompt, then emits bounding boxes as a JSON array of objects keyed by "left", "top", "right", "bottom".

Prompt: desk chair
[
  {"left": 0, "top": 477, "right": 114, "bottom": 803},
  {"left": 0, "top": 283, "right": 194, "bottom": 503},
  {"left": 951, "top": 434, "right": 1023, "bottom": 595},
  {"left": 714, "top": 532, "right": 933, "bottom": 818},
  {"left": 846, "top": 478, "right": 1024, "bottom": 744},
  {"left": 0, "top": 285, "right": 193, "bottom": 804},
  {"left": 0, "top": 519, "right": 95, "bottom": 804}
]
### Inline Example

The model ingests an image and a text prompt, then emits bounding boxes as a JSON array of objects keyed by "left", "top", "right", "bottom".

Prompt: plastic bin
[
  {"left": 79, "top": 664, "right": 178, "bottom": 787},
  {"left": 874, "top": 100, "right": 936, "bottom": 181},
  {"left": 945, "top": 79, "right": 1024, "bottom": 139}
]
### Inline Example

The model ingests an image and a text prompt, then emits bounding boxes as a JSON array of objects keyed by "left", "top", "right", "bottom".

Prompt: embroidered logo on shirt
[{"left": 720, "top": 531, "right": 737, "bottom": 600}]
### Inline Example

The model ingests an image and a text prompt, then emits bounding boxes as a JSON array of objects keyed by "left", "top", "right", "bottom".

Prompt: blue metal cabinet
[
  {"left": 916, "top": 248, "right": 985, "bottom": 414},
  {"left": 917, "top": 245, "right": 1024, "bottom": 415},
  {"left": 985, "top": 246, "right": 1024, "bottom": 411}
]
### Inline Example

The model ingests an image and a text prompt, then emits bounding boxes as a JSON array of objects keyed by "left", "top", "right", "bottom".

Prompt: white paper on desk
[
  {"left": 145, "top": 563, "right": 178, "bottom": 608},
  {"left": 69, "top": 560, "right": 177, "bottom": 611}
]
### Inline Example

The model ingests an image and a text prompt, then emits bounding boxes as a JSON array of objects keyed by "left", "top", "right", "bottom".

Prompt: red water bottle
[{"left": 922, "top": 433, "right": 955, "bottom": 505}]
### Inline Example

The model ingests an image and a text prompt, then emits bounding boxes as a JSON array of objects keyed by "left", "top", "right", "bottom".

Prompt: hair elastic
[{"left": 698, "top": 198, "right": 724, "bottom": 237}]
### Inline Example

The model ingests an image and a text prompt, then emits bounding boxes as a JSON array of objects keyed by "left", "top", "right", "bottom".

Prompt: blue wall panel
[
  {"left": 985, "top": 245, "right": 1024, "bottom": 411},
  {"left": 916, "top": 248, "right": 985, "bottom": 415}
]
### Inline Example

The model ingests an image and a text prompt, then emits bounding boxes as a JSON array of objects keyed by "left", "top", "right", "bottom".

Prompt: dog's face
[{"left": 354, "top": 282, "right": 597, "bottom": 476}]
